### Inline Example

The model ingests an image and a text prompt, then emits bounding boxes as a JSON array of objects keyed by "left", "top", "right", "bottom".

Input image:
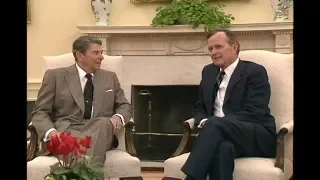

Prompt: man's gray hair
[
  {"left": 72, "top": 36, "right": 102, "bottom": 61},
  {"left": 207, "top": 29, "right": 240, "bottom": 54}
]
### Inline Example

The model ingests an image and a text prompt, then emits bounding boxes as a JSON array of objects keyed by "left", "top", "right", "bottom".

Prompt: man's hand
[
  {"left": 48, "top": 130, "right": 61, "bottom": 139},
  {"left": 201, "top": 121, "right": 207, "bottom": 127},
  {"left": 110, "top": 115, "right": 123, "bottom": 130},
  {"left": 198, "top": 119, "right": 208, "bottom": 128}
]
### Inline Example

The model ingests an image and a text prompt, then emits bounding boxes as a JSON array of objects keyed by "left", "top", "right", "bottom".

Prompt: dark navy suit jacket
[{"left": 193, "top": 59, "right": 277, "bottom": 157}]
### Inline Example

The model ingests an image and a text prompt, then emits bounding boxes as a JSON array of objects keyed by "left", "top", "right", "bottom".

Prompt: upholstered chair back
[
  {"left": 239, "top": 50, "right": 293, "bottom": 132},
  {"left": 239, "top": 50, "right": 293, "bottom": 178}
]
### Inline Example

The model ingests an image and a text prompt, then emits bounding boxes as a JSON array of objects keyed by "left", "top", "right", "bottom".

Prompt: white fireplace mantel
[
  {"left": 77, "top": 22, "right": 293, "bottom": 34},
  {"left": 77, "top": 22, "right": 293, "bottom": 55}
]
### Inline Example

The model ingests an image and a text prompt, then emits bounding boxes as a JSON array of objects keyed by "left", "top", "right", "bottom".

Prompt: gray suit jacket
[{"left": 31, "top": 64, "right": 132, "bottom": 141}]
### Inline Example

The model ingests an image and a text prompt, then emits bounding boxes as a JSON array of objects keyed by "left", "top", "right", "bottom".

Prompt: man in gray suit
[{"left": 30, "top": 36, "right": 132, "bottom": 178}]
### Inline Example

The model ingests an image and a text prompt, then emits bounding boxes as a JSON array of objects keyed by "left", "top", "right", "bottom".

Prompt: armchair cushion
[
  {"left": 164, "top": 153, "right": 285, "bottom": 180},
  {"left": 27, "top": 156, "right": 58, "bottom": 180},
  {"left": 27, "top": 150, "right": 141, "bottom": 180},
  {"left": 104, "top": 149, "right": 141, "bottom": 178}
]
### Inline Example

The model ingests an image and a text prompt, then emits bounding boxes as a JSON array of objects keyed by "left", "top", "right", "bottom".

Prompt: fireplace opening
[{"left": 131, "top": 85, "right": 199, "bottom": 162}]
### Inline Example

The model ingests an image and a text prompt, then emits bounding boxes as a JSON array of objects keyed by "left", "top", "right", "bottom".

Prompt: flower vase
[
  {"left": 269, "top": 0, "right": 292, "bottom": 22},
  {"left": 91, "top": 0, "right": 112, "bottom": 26}
]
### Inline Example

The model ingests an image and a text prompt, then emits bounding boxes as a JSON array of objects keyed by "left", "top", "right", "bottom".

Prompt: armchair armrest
[
  {"left": 274, "top": 120, "right": 294, "bottom": 171},
  {"left": 171, "top": 118, "right": 194, "bottom": 157},
  {"left": 279, "top": 120, "right": 294, "bottom": 134},
  {"left": 27, "top": 119, "right": 139, "bottom": 161},
  {"left": 124, "top": 120, "right": 138, "bottom": 157},
  {"left": 185, "top": 118, "right": 196, "bottom": 129},
  {"left": 27, "top": 124, "right": 38, "bottom": 161}
]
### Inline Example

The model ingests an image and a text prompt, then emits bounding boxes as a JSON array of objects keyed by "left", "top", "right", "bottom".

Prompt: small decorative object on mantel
[
  {"left": 43, "top": 132, "right": 104, "bottom": 180},
  {"left": 91, "top": 0, "right": 113, "bottom": 25},
  {"left": 270, "top": 0, "right": 293, "bottom": 22},
  {"left": 151, "top": 0, "right": 235, "bottom": 32}
]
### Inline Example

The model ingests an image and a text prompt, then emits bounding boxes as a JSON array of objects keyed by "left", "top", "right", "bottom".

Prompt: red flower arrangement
[{"left": 44, "top": 132, "right": 104, "bottom": 180}]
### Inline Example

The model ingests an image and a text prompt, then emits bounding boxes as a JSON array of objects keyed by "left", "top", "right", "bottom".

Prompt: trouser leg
[
  {"left": 81, "top": 117, "right": 115, "bottom": 180},
  {"left": 65, "top": 117, "right": 114, "bottom": 180},
  {"left": 181, "top": 117, "right": 260, "bottom": 180},
  {"left": 208, "top": 140, "right": 238, "bottom": 180}
]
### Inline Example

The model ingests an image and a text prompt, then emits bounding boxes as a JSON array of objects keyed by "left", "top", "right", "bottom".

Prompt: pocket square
[{"left": 105, "top": 89, "right": 114, "bottom": 92}]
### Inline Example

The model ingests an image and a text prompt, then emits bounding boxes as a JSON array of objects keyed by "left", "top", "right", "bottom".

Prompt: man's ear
[
  {"left": 233, "top": 43, "right": 238, "bottom": 52},
  {"left": 75, "top": 51, "right": 82, "bottom": 60}
]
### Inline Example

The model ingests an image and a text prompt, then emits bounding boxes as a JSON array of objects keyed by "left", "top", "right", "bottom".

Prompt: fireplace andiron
[{"left": 139, "top": 90, "right": 159, "bottom": 157}]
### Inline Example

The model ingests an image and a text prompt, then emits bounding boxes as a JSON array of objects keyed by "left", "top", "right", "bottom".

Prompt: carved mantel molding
[
  {"left": 76, "top": 22, "right": 293, "bottom": 55},
  {"left": 77, "top": 22, "right": 293, "bottom": 34}
]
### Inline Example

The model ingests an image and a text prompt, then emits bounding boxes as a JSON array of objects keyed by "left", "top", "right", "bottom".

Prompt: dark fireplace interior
[{"left": 131, "top": 85, "right": 199, "bottom": 162}]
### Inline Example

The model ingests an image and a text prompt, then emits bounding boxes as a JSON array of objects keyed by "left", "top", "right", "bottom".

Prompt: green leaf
[
  {"left": 151, "top": 0, "right": 234, "bottom": 31},
  {"left": 72, "top": 166, "right": 81, "bottom": 174},
  {"left": 90, "top": 167, "right": 104, "bottom": 174},
  {"left": 52, "top": 168, "right": 72, "bottom": 175},
  {"left": 79, "top": 170, "right": 91, "bottom": 180},
  {"left": 44, "top": 175, "right": 56, "bottom": 180},
  {"left": 49, "top": 162, "right": 61, "bottom": 172},
  {"left": 62, "top": 175, "right": 67, "bottom": 180},
  {"left": 156, "top": 6, "right": 163, "bottom": 11}
]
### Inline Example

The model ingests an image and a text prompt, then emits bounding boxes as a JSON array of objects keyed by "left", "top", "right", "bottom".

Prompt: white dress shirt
[
  {"left": 198, "top": 58, "right": 239, "bottom": 128},
  {"left": 43, "top": 63, "right": 124, "bottom": 142}
]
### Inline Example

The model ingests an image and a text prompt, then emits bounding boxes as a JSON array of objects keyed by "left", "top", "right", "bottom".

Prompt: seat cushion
[
  {"left": 234, "top": 157, "right": 285, "bottom": 180},
  {"left": 164, "top": 153, "right": 285, "bottom": 180},
  {"left": 104, "top": 149, "right": 141, "bottom": 178},
  {"left": 27, "top": 150, "right": 141, "bottom": 180},
  {"left": 27, "top": 156, "right": 58, "bottom": 180}
]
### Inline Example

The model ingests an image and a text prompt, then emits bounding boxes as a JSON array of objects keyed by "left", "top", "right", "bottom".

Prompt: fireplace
[{"left": 131, "top": 85, "right": 198, "bottom": 161}]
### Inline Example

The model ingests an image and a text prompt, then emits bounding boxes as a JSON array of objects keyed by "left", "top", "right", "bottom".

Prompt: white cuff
[
  {"left": 197, "top": 118, "right": 208, "bottom": 128},
  {"left": 43, "top": 128, "right": 56, "bottom": 142},
  {"left": 114, "top": 114, "right": 125, "bottom": 126}
]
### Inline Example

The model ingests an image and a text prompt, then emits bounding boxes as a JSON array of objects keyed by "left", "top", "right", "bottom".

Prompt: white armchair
[
  {"left": 27, "top": 53, "right": 142, "bottom": 180},
  {"left": 163, "top": 50, "right": 293, "bottom": 180}
]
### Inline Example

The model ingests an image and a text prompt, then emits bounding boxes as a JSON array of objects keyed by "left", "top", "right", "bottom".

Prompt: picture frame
[{"left": 27, "top": 0, "right": 31, "bottom": 23}]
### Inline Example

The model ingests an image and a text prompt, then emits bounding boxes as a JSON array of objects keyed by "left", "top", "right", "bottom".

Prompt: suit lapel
[
  {"left": 224, "top": 60, "right": 245, "bottom": 104},
  {"left": 205, "top": 65, "right": 220, "bottom": 115},
  {"left": 92, "top": 70, "right": 107, "bottom": 117},
  {"left": 65, "top": 65, "right": 85, "bottom": 114}
]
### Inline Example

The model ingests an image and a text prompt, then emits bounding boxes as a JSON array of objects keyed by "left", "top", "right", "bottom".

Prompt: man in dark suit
[
  {"left": 181, "top": 29, "right": 277, "bottom": 180},
  {"left": 30, "top": 36, "right": 132, "bottom": 179}
]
